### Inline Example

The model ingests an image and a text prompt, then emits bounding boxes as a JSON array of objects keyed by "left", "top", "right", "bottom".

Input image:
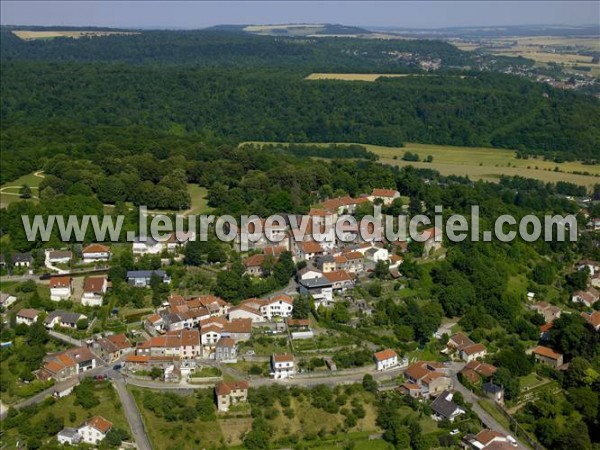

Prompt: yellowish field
[
  {"left": 370, "top": 142, "right": 600, "bottom": 188},
  {"left": 12, "top": 30, "right": 140, "bottom": 40},
  {"left": 306, "top": 73, "right": 414, "bottom": 81},
  {"left": 450, "top": 36, "right": 600, "bottom": 72},
  {"left": 246, "top": 141, "right": 600, "bottom": 188}
]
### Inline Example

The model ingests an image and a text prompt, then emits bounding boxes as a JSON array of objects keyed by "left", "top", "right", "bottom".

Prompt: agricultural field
[
  {"left": 451, "top": 35, "right": 600, "bottom": 74},
  {"left": 12, "top": 30, "right": 140, "bottom": 40},
  {"left": 305, "top": 73, "right": 414, "bottom": 81},
  {"left": 370, "top": 142, "right": 600, "bottom": 187}
]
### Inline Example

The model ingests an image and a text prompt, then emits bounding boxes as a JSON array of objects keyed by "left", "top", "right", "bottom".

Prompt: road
[
  {"left": 112, "top": 372, "right": 153, "bottom": 450},
  {"left": 451, "top": 372, "right": 527, "bottom": 449}
]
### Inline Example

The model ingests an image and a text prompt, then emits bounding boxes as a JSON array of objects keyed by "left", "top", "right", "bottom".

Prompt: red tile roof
[
  {"left": 371, "top": 188, "right": 398, "bottom": 198},
  {"left": 374, "top": 349, "right": 397, "bottom": 361},
  {"left": 50, "top": 276, "right": 71, "bottom": 288},
  {"left": 533, "top": 345, "right": 562, "bottom": 360},
  {"left": 83, "top": 276, "right": 106, "bottom": 293},
  {"left": 86, "top": 415, "right": 113, "bottom": 434},
  {"left": 272, "top": 353, "right": 294, "bottom": 363},
  {"left": 82, "top": 244, "right": 110, "bottom": 254},
  {"left": 216, "top": 380, "right": 249, "bottom": 396}
]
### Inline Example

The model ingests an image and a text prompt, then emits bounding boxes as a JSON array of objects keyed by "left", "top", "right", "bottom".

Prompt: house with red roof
[
  {"left": 531, "top": 345, "right": 564, "bottom": 369},
  {"left": 271, "top": 353, "right": 295, "bottom": 379},
  {"left": 77, "top": 415, "right": 113, "bottom": 445},
  {"left": 581, "top": 311, "right": 600, "bottom": 331},
  {"left": 215, "top": 381, "right": 249, "bottom": 412},
  {"left": 81, "top": 276, "right": 108, "bottom": 306},
  {"left": 368, "top": 188, "right": 400, "bottom": 206},
  {"left": 374, "top": 349, "right": 399, "bottom": 371},
  {"left": 82, "top": 243, "right": 111, "bottom": 262},
  {"left": 49, "top": 275, "right": 72, "bottom": 301}
]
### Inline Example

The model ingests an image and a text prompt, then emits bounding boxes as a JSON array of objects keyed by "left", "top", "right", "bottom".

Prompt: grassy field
[
  {"left": 451, "top": 36, "right": 600, "bottom": 74},
  {"left": 187, "top": 184, "right": 212, "bottom": 215},
  {"left": 0, "top": 170, "right": 44, "bottom": 207},
  {"left": 12, "top": 30, "right": 140, "bottom": 40},
  {"left": 246, "top": 141, "right": 600, "bottom": 188}
]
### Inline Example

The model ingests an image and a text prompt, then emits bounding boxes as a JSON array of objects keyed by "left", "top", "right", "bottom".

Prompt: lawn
[
  {"left": 1, "top": 380, "right": 131, "bottom": 448},
  {"left": 186, "top": 183, "right": 212, "bottom": 215},
  {"left": 0, "top": 170, "right": 44, "bottom": 207}
]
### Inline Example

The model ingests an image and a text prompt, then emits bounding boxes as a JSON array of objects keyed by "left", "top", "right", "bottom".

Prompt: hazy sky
[{"left": 1, "top": 1, "right": 598, "bottom": 29}]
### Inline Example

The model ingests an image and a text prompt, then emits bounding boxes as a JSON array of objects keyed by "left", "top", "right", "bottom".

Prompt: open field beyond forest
[
  {"left": 450, "top": 35, "right": 600, "bottom": 74},
  {"left": 305, "top": 73, "right": 415, "bottom": 81},
  {"left": 12, "top": 30, "right": 140, "bottom": 40},
  {"left": 247, "top": 141, "right": 600, "bottom": 188}
]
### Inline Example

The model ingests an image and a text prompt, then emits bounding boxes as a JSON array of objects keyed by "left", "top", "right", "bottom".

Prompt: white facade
[
  {"left": 365, "top": 247, "right": 389, "bottom": 262},
  {"left": 376, "top": 355, "right": 398, "bottom": 371},
  {"left": 50, "top": 286, "right": 71, "bottom": 301},
  {"left": 228, "top": 307, "right": 264, "bottom": 323},
  {"left": 271, "top": 355, "right": 295, "bottom": 379},
  {"left": 77, "top": 424, "right": 108, "bottom": 445},
  {"left": 260, "top": 299, "right": 293, "bottom": 320}
]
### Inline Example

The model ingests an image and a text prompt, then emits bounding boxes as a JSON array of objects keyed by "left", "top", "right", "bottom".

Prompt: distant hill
[
  {"left": 209, "top": 23, "right": 373, "bottom": 37},
  {"left": 367, "top": 24, "right": 600, "bottom": 38}
]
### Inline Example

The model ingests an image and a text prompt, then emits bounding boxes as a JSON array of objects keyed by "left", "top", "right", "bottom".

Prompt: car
[
  {"left": 506, "top": 436, "right": 518, "bottom": 447},
  {"left": 443, "top": 361, "right": 452, "bottom": 366},
  {"left": 39, "top": 273, "right": 52, "bottom": 280},
  {"left": 113, "top": 364, "right": 122, "bottom": 371},
  {"left": 449, "top": 429, "right": 460, "bottom": 436}
]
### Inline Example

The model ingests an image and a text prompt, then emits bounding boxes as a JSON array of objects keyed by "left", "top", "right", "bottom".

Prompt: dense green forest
[{"left": 2, "top": 63, "right": 599, "bottom": 185}]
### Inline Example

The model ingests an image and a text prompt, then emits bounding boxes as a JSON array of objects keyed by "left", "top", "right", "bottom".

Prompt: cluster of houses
[{"left": 444, "top": 332, "right": 488, "bottom": 363}]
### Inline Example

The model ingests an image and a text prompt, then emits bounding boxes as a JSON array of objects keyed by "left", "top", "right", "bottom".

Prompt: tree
[
  {"left": 27, "top": 319, "right": 48, "bottom": 346},
  {"left": 292, "top": 296, "right": 310, "bottom": 319},
  {"left": 373, "top": 260, "right": 389, "bottom": 279},
  {"left": 19, "top": 184, "right": 32, "bottom": 199},
  {"left": 149, "top": 367, "right": 163, "bottom": 380},
  {"left": 492, "top": 367, "right": 520, "bottom": 400},
  {"left": 567, "top": 386, "right": 598, "bottom": 421},
  {"left": 362, "top": 374, "right": 378, "bottom": 393},
  {"left": 76, "top": 318, "right": 88, "bottom": 330}
]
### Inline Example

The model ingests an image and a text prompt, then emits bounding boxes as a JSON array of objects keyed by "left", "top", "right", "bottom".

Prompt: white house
[
  {"left": 368, "top": 188, "right": 400, "bottom": 206},
  {"left": 295, "top": 241, "right": 325, "bottom": 261},
  {"left": 81, "top": 276, "right": 108, "bottom": 306},
  {"left": 228, "top": 304, "right": 265, "bottom": 323},
  {"left": 260, "top": 295, "right": 294, "bottom": 320},
  {"left": 271, "top": 353, "right": 295, "bottom": 379},
  {"left": 77, "top": 416, "right": 112, "bottom": 445},
  {"left": 49, "top": 276, "right": 72, "bottom": 301},
  {"left": 132, "top": 237, "right": 164, "bottom": 255},
  {"left": 572, "top": 287, "right": 600, "bottom": 307},
  {"left": 365, "top": 246, "right": 389, "bottom": 262},
  {"left": 46, "top": 250, "right": 73, "bottom": 264},
  {"left": 0, "top": 292, "right": 17, "bottom": 309},
  {"left": 374, "top": 349, "right": 399, "bottom": 371},
  {"left": 459, "top": 343, "right": 487, "bottom": 363},
  {"left": 57, "top": 428, "right": 82, "bottom": 445},
  {"left": 16, "top": 308, "right": 40, "bottom": 326},
  {"left": 82, "top": 244, "right": 111, "bottom": 262}
]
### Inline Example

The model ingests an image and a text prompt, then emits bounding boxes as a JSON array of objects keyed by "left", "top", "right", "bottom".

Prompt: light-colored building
[
  {"left": 82, "top": 244, "right": 111, "bottom": 262},
  {"left": 38, "top": 347, "right": 98, "bottom": 381},
  {"left": 0, "top": 292, "right": 17, "bottom": 308},
  {"left": 78, "top": 415, "right": 112, "bottom": 445},
  {"left": 16, "top": 308, "right": 40, "bottom": 326},
  {"left": 459, "top": 343, "right": 487, "bottom": 363},
  {"left": 136, "top": 329, "right": 201, "bottom": 360},
  {"left": 215, "top": 381, "right": 249, "bottom": 412},
  {"left": 81, "top": 276, "right": 108, "bottom": 306},
  {"left": 94, "top": 333, "right": 133, "bottom": 363},
  {"left": 49, "top": 275, "right": 72, "bottom": 301},
  {"left": 572, "top": 287, "right": 599, "bottom": 307},
  {"left": 46, "top": 250, "right": 72, "bottom": 264},
  {"left": 368, "top": 188, "right": 400, "bottom": 206},
  {"left": 374, "top": 349, "right": 398, "bottom": 371},
  {"left": 57, "top": 428, "right": 82, "bottom": 445},
  {"left": 430, "top": 390, "right": 465, "bottom": 422},
  {"left": 271, "top": 353, "right": 295, "bottom": 379},
  {"left": 215, "top": 337, "right": 237, "bottom": 362},
  {"left": 260, "top": 294, "right": 294, "bottom": 320}
]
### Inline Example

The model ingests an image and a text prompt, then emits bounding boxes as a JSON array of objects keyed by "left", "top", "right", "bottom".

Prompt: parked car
[
  {"left": 449, "top": 429, "right": 460, "bottom": 436},
  {"left": 113, "top": 364, "right": 122, "bottom": 371},
  {"left": 39, "top": 273, "right": 52, "bottom": 280}
]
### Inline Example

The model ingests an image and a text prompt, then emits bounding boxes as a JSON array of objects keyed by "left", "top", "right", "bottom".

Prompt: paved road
[
  {"left": 112, "top": 373, "right": 153, "bottom": 450},
  {"left": 452, "top": 372, "right": 527, "bottom": 449}
]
